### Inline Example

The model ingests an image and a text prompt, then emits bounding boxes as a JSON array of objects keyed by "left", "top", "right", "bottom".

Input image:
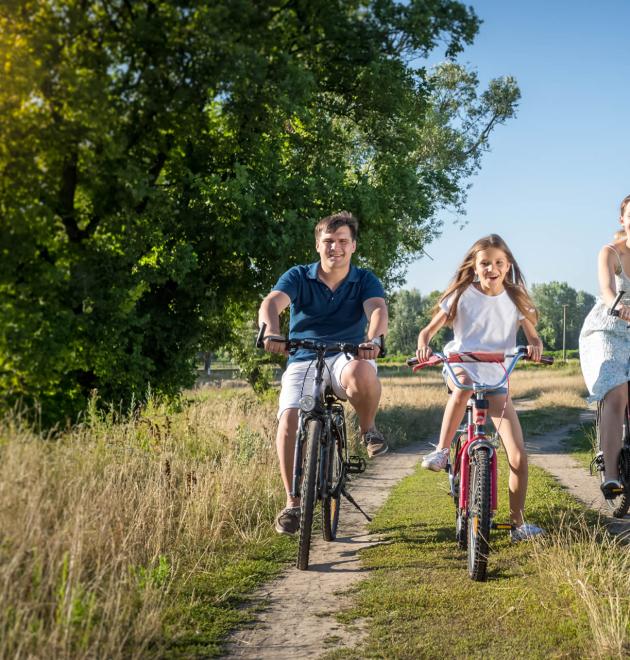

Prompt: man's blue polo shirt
[{"left": 272, "top": 262, "right": 385, "bottom": 363}]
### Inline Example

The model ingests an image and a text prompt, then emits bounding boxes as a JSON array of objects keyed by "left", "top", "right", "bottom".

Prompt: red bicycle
[{"left": 408, "top": 346, "right": 553, "bottom": 581}]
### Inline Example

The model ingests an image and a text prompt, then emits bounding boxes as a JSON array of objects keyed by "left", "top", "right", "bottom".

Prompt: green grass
[
  {"left": 162, "top": 537, "right": 296, "bottom": 657},
  {"left": 324, "top": 452, "right": 605, "bottom": 659}
]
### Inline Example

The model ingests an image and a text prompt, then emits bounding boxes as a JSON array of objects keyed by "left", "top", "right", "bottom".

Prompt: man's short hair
[{"left": 314, "top": 211, "right": 358, "bottom": 242}]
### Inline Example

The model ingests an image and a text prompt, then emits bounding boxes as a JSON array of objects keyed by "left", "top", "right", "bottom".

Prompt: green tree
[
  {"left": 0, "top": 1, "right": 520, "bottom": 423},
  {"left": 531, "top": 282, "right": 595, "bottom": 351}
]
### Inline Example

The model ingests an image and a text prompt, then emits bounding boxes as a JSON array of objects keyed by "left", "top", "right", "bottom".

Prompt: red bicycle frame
[{"left": 455, "top": 396, "right": 498, "bottom": 512}]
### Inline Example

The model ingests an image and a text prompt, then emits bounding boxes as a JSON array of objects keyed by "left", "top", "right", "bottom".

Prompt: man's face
[{"left": 316, "top": 226, "right": 356, "bottom": 271}]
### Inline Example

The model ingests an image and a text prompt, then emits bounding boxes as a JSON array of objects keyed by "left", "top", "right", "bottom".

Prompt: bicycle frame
[
  {"left": 454, "top": 394, "right": 498, "bottom": 512},
  {"left": 291, "top": 349, "right": 346, "bottom": 500}
]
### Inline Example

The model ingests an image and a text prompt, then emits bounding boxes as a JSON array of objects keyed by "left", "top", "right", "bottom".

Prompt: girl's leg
[
  {"left": 599, "top": 383, "right": 628, "bottom": 482},
  {"left": 488, "top": 397, "right": 527, "bottom": 526},
  {"left": 435, "top": 370, "right": 473, "bottom": 450}
]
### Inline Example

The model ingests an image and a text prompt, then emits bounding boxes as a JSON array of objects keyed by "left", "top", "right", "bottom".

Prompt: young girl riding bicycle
[
  {"left": 579, "top": 194, "right": 630, "bottom": 498},
  {"left": 416, "top": 234, "right": 545, "bottom": 542}
]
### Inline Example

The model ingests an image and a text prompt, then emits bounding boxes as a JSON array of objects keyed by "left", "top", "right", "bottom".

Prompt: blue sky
[{"left": 404, "top": 0, "right": 630, "bottom": 297}]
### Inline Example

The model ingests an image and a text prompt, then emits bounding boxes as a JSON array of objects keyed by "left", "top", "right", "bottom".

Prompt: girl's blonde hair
[
  {"left": 614, "top": 194, "right": 630, "bottom": 240},
  {"left": 436, "top": 233, "right": 538, "bottom": 324}
]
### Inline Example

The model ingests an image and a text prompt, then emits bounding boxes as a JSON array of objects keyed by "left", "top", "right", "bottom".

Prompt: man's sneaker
[
  {"left": 601, "top": 479, "right": 623, "bottom": 500},
  {"left": 510, "top": 522, "right": 545, "bottom": 543},
  {"left": 274, "top": 506, "right": 300, "bottom": 535},
  {"left": 363, "top": 429, "right": 388, "bottom": 458},
  {"left": 421, "top": 448, "right": 449, "bottom": 471}
]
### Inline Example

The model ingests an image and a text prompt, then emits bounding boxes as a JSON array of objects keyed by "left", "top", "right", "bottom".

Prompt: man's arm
[
  {"left": 359, "top": 296, "right": 388, "bottom": 358},
  {"left": 258, "top": 290, "right": 291, "bottom": 354},
  {"left": 364, "top": 296, "right": 388, "bottom": 338}
]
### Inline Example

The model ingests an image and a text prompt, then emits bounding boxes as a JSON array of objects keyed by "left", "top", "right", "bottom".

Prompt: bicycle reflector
[{"left": 299, "top": 395, "right": 316, "bottom": 412}]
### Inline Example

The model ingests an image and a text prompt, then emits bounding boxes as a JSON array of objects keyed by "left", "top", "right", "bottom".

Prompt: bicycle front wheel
[
  {"left": 322, "top": 428, "right": 343, "bottom": 541},
  {"left": 451, "top": 433, "right": 467, "bottom": 550},
  {"left": 297, "top": 419, "right": 321, "bottom": 570},
  {"left": 467, "top": 448, "right": 491, "bottom": 582},
  {"left": 597, "top": 402, "right": 630, "bottom": 518}
]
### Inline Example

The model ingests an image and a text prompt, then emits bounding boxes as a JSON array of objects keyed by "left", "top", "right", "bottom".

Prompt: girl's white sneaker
[{"left": 510, "top": 522, "right": 545, "bottom": 542}]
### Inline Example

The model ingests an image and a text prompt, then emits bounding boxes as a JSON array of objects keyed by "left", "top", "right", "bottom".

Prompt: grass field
[{"left": 2, "top": 364, "right": 627, "bottom": 658}]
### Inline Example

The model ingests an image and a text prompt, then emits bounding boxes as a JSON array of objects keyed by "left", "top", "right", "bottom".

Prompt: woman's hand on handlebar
[
  {"left": 416, "top": 345, "right": 433, "bottom": 363},
  {"left": 527, "top": 343, "right": 543, "bottom": 362},
  {"left": 616, "top": 304, "right": 630, "bottom": 322}
]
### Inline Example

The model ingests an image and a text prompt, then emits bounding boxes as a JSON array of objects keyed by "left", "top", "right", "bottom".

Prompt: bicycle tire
[
  {"left": 322, "top": 428, "right": 342, "bottom": 541},
  {"left": 467, "top": 448, "right": 491, "bottom": 582},
  {"left": 451, "top": 433, "right": 467, "bottom": 549},
  {"left": 297, "top": 419, "right": 321, "bottom": 570},
  {"left": 608, "top": 447, "right": 630, "bottom": 518},
  {"left": 597, "top": 402, "right": 630, "bottom": 518}
]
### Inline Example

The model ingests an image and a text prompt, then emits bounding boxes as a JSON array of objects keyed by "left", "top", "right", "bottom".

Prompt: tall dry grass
[
  {"left": 532, "top": 518, "right": 630, "bottom": 659},
  {"left": 0, "top": 367, "right": 597, "bottom": 657},
  {"left": 0, "top": 391, "right": 285, "bottom": 658}
]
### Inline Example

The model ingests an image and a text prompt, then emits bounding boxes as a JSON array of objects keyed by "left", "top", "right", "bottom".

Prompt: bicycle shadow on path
[{"left": 224, "top": 440, "right": 430, "bottom": 659}]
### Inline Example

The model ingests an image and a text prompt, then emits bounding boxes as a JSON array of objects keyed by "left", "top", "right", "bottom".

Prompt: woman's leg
[
  {"left": 489, "top": 397, "right": 527, "bottom": 526},
  {"left": 599, "top": 383, "right": 628, "bottom": 482}
]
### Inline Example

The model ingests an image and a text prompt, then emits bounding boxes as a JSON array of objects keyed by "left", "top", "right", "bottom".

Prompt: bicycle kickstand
[{"left": 341, "top": 487, "right": 372, "bottom": 522}]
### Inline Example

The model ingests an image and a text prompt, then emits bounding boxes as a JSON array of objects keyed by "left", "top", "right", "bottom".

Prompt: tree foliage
[
  {"left": 0, "top": 0, "right": 520, "bottom": 423},
  {"left": 388, "top": 288, "right": 452, "bottom": 355},
  {"left": 531, "top": 282, "right": 595, "bottom": 351}
]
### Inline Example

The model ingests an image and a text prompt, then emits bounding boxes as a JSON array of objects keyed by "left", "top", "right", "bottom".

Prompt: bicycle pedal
[
  {"left": 492, "top": 522, "right": 514, "bottom": 530},
  {"left": 347, "top": 455, "right": 367, "bottom": 474}
]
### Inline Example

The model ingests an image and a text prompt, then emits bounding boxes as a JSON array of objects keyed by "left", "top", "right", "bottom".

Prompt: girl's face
[
  {"left": 473, "top": 247, "right": 511, "bottom": 294},
  {"left": 620, "top": 203, "right": 630, "bottom": 240}
]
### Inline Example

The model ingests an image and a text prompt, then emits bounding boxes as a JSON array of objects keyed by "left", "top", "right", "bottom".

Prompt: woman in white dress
[{"left": 579, "top": 195, "right": 630, "bottom": 497}]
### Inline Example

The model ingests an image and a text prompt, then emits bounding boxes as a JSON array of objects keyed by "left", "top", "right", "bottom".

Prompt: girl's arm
[
  {"left": 520, "top": 317, "right": 543, "bottom": 362},
  {"left": 598, "top": 245, "right": 630, "bottom": 320},
  {"left": 416, "top": 309, "right": 448, "bottom": 361}
]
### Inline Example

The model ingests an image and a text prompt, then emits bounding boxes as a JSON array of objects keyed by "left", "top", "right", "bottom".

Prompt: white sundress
[{"left": 579, "top": 246, "right": 630, "bottom": 403}]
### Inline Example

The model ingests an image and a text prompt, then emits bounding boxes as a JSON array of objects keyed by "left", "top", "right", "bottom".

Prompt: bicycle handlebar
[
  {"left": 406, "top": 347, "right": 554, "bottom": 392},
  {"left": 256, "top": 322, "right": 386, "bottom": 358},
  {"left": 608, "top": 290, "right": 625, "bottom": 318}
]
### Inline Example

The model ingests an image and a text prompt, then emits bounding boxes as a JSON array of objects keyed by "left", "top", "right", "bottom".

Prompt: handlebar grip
[
  {"left": 540, "top": 355, "right": 554, "bottom": 365},
  {"left": 406, "top": 356, "right": 418, "bottom": 367},
  {"left": 256, "top": 322, "right": 267, "bottom": 349},
  {"left": 379, "top": 334, "right": 387, "bottom": 359},
  {"left": 609, "top": 290, "right": 625, "bottom": 316}
]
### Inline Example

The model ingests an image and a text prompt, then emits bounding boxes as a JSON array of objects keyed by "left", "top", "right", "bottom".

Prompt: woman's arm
[
  {"left": 597, "top": 245, "right": 630, "bottom": 320},
  {"left": 598, "top": 245, "right": 619, "bottom": 308},
  {"left": 416, "top": 309, "right": 448, "bottom": 361}
]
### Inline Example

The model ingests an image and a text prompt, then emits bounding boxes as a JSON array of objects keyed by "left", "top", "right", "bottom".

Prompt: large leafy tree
[
  {"left": 531, "top": 282, "right": 595, "bottom": 351},
  {"left": 0, "top": 0, "right": 520, "bottom": 423}
]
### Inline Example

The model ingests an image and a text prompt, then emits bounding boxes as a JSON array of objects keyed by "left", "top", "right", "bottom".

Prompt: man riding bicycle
[{"left": 258, "top": 211, "right": 389, "bottom": 535}]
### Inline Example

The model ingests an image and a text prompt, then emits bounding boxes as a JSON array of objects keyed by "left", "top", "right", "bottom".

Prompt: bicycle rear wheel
[
  {"left": 467, "top": 448, "right": 491, "bottom": 582},
  {"left": 297, "top": 419, "right": 321, "bottom": 570},
  {"left": 322, "top": 428, "right": 343, "bottom": 541}
]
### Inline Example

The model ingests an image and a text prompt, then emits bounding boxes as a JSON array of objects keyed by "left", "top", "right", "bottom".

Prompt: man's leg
[
  {"left": 338, "top": 358, "right": 387, "bottom": 456},
  {"left": 276, "top": 408, "right": 300, "bottom": 508}
]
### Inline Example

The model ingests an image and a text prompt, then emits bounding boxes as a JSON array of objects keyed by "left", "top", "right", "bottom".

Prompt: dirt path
[
  {"left": 225, "top": 410, "right": 630, "bottom": 658},
  {"left": 525, "top": 409, "right": 630, "bottom": 538},
  {"left": 225, "top": 440, "right": 429, "bottom": 658}
]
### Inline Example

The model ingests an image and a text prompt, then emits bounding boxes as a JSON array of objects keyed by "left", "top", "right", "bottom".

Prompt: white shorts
[{"left": 277, "top": 353, "right": 377, "bottom": 419}]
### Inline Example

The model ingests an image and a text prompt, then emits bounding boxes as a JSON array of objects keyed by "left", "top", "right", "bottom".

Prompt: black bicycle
[
  {"left": 590, "top": 290, "right": 630, "bottom": 517},
  {"left": 257, "top": 324, "right": 381, "bottom": 569}
]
